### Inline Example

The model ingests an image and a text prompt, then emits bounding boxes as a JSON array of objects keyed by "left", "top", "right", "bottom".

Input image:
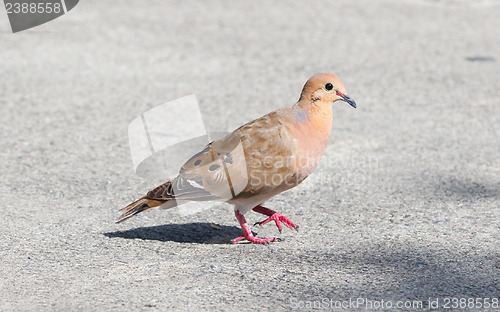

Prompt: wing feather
[{"left": 145, "top": 108, "right": 300, "bottom": 203}]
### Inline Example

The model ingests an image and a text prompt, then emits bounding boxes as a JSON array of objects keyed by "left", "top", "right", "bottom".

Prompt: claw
[
  {"left": 254, "top": 210, "right": 298, "bottom": 233},
  {"left": 231, "top": 235, "right": 276, "bottom": 244}
]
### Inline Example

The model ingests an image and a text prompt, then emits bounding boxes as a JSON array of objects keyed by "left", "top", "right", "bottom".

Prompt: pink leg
[
  {"left": 231, "top": 210, "right": 277, "bottom": 244},
  {"left": 253, "top": 205, "right": 299, "bottom": 232}
]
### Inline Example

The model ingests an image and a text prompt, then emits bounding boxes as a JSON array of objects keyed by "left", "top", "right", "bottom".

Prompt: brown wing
[
  {"left": 231, "top": 109, "right": 299, "bottom": 199},
  {"left": 144, "top": 108, "right": 299, "bottom": 203},
  {"left": 144, "top": 134, "right": 245, "bottom": 203}
]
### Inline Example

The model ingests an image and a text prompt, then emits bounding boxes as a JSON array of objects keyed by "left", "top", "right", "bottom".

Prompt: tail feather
[
  {"left": 116, "top": 180, "right": 178, "bottom": 223},
  {"left": 115, "top": 197, "right": 164, "bottom": 223}
]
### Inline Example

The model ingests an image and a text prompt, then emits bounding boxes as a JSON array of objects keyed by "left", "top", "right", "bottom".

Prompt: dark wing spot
[
  {"left": 224, "top": 153, "right": 233, "bottom": 164},
  {"left": 209, "top": 164, "right": 221, "bottom": 171},
  {"left": 193, "top": 159, "right": 202, "bottom": 166}
]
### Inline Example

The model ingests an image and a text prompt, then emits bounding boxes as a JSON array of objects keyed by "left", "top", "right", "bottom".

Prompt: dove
[{"left": 117, "top": 73, "right": 356, "bottom": 244}]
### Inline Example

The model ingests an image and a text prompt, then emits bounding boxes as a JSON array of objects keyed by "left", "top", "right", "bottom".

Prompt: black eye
[{"left": 325, "top": 83, "right": 333, "bottom": 91}]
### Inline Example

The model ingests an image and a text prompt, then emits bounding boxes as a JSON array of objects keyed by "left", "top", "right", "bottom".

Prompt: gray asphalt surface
[{"left": 1, "top": 0, "right": 499, "bottom": 311}]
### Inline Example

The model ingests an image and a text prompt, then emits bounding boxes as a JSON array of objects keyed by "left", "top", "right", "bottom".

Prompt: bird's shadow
[{"left": 104, "top": 222, "right": 243, "bottom": 244}]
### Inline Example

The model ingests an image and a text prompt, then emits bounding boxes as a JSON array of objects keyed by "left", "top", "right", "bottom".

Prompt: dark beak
[{"left": 336, "top": 91, "right": 356, "bottom": 108}]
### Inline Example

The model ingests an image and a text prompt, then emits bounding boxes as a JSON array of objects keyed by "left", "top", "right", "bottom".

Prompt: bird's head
[{"left": 299, "top": 73, "right": 356, "bottom": 108}]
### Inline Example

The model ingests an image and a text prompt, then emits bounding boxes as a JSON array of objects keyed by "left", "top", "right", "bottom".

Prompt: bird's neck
[
  {"left": 293, "top": 101, "right": 333, "bottom": 135},
  {"left": 290, "top": 102, "right": 333, "bottom": 175}
]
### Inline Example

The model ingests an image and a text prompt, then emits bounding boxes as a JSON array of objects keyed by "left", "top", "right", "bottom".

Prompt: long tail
[
  {"left": 117, "top": 180, "right": 183, "bottom": 223},
  {"left": 116, "top": 197, "right": 166, "bottom": 223}
]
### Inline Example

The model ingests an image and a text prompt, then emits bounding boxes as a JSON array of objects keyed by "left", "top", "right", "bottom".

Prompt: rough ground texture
[{"left": 1, "top": 0, "right": 499, "bottom": 311}]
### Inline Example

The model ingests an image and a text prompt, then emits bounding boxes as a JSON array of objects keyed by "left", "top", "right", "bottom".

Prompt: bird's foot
[
  {"left": 254, "top": 212, "right": 298, "bottom": 233},
  {"left": 231, "top": 235, "right": 277, "bottom": 245},
  {"left": 232, "top": 209, "right": 279, "bottom": 245},
  {"left": 252, "top": 205, "right": 299, "bottom": 233}
]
